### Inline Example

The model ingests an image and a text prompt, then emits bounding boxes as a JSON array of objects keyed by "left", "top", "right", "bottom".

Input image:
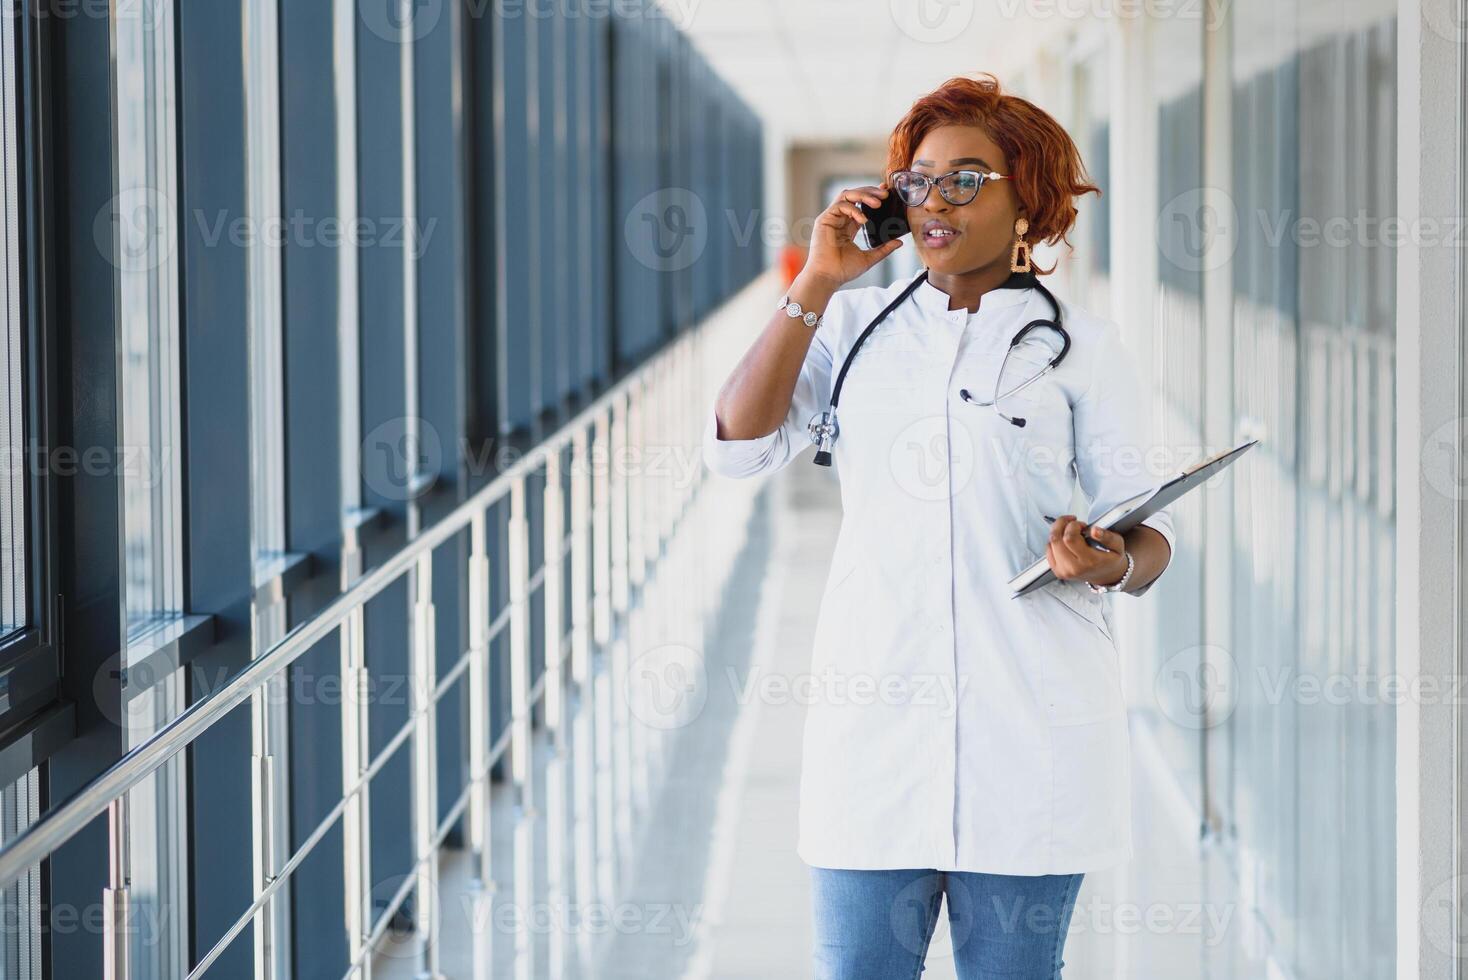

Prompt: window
[
  {"left": 1, "top": 0, "right": 23, "bottom": 640},
  {"left": 115, "top": 0, "right": 184, "bottom": 635}
]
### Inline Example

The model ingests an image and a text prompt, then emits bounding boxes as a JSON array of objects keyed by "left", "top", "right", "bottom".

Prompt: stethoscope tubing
[{"left": 810, "top": 268, "right": 1069, "bottom": 465}]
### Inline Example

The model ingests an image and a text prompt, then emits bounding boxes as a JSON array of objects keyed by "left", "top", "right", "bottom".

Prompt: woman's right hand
[{"left": 801, "top": 184, "right": 906, "bottom": 289}]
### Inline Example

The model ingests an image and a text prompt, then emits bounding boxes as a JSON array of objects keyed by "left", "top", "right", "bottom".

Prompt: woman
[{"left": 702, "top": 73, "right": 1175, "bottom": 979}]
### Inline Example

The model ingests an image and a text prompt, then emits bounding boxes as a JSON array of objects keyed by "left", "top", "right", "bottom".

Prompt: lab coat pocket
[
  {"left": 1028, "top": 582, "right": 1124, "bottom": 727},
  {"left": 1042, "top": 578, "right": 1114, "bottom": 645}
]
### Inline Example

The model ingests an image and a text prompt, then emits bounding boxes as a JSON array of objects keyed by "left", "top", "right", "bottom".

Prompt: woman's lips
[{"left": 922, "top": 223, "right": 961, "bottom": 249}]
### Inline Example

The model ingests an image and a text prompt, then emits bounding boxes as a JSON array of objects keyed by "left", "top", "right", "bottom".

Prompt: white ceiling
[{"left": 660, "top": 0, "right": 1056, "bottom": 143}]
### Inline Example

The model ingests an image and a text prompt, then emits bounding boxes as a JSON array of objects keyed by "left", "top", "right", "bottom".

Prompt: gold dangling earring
[{"left": 1010, "top": 217, "right": 1032, "bottom": 273}]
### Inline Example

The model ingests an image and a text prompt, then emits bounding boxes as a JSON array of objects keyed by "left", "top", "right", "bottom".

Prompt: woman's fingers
[
  {"left": 840, "top": 185, "right": 887, "bottom": 208},
  {"left": 1086, "top": 524, "right": 1126, "bottom": 553},
  {"left": 1048, "top": 516, "right": 1130, "bottom": 584},
  {"left": 1061, "top": 517, "right": 1092, "bottom": 557},
  {"left": 825, "top": 197, "right": 867, "bottom": 227}
]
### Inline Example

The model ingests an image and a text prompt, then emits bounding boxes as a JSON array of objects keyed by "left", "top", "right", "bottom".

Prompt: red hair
[{"left": 885, "top": 73, "right": 1099, "bottom": 275}]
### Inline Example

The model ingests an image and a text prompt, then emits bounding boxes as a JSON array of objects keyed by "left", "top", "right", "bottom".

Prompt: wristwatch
[
  {"left": 1087, "top": 550, "right": 1135, "bottom": 594},
  {"left": 777, "top": 293, "right": 823, "bottom": 329}
]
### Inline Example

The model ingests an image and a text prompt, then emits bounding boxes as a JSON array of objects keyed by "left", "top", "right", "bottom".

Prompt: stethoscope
[{"left": 809, "top": 267, "right": 1070, "bottom": 466}]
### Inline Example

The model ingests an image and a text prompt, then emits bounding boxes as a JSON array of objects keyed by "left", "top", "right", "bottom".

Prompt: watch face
[{"left": 803, "top": 311, "right": 819, "bottom": 328}]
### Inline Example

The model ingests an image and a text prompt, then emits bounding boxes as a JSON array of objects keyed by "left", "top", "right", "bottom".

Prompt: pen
[{"left": 1042, "top": 514, "right": 1114, "bottom": 553}]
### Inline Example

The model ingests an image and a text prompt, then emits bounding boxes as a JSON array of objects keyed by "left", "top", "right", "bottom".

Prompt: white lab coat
[{"left": 701, "top": 269, "right": 1177, "bottom": 875}]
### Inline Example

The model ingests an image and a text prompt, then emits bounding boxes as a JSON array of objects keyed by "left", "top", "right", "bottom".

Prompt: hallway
[{"left": 377, "top": 454, "right": 1273, "bottom": 979}]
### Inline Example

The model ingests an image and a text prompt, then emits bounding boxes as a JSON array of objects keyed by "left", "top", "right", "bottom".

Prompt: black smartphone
[{"left": 858, "top": 190, "right": 909, "bottom": 250}]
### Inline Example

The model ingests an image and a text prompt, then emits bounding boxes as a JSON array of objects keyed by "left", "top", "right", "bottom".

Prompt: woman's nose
[{"left": 922, "top": 192, "right": 950, "bottom": 214}]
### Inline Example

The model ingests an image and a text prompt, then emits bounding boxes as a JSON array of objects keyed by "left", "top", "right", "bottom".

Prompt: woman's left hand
[{"left": 1046, "top": 515, "right": 1129, "bottom": 588}]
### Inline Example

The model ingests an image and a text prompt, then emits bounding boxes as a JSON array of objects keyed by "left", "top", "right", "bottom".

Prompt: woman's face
[{"left": 903, "top": 124, "right": 1024, "bottom": 276}]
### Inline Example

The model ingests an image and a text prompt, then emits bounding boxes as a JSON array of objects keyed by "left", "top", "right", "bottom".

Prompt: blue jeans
[{"left": 810, "top": 867, "right": 1084, "bottom": 979}]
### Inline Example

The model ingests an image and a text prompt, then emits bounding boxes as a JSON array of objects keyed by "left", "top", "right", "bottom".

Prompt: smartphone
[{"left": 858, "top": 190, "right": 909, "bottom": 250}]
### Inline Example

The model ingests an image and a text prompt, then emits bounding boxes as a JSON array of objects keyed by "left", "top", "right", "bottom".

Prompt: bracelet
[
  {"left": 1087, "top": 550, "right": 1135, "bottom": 594},
  {"left": 777, "top": 293, "right": 823, "bottom": 329}
]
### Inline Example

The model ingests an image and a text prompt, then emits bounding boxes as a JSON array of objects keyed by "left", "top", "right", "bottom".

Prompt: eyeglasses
[{"left": 890, "top": 168, "right": 1009, "bottom": 207}]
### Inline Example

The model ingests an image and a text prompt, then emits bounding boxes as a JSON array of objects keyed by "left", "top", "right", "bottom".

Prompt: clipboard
[{"left": 1008, "top": 437, "right": 1260, "bottom": 598}]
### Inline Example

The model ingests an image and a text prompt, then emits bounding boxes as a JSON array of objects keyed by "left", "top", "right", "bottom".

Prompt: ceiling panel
[{"left": 662, "top": 0, "right": 1064, "bottom": 141}]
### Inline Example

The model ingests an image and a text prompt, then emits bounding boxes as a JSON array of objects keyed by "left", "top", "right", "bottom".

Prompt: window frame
[{"left": 0, "top": 0, "right": 61, "bottom": 733}]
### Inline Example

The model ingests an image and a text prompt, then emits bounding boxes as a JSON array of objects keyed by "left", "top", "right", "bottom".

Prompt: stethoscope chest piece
[{"left": 808, "top": 410, "right": 839, "bottom": 466}]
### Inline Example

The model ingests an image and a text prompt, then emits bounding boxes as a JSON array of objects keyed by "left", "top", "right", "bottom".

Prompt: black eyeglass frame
[{"left": 889, "top": 168, "right": 1011, "bottom": 207}]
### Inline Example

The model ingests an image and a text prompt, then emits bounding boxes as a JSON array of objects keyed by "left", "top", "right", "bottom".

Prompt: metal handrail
[{"left": 0, "top": 346, "right": 665, "bottom": 891}]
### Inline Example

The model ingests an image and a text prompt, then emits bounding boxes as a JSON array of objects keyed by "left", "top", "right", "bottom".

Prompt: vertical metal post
[
  {"left": 624, "top": 383, "right": 650, "bottom": 816},
  {"left": 543, "top": 450, "right": 566, "bottom": 744},
  {"left": 608, "top": 396, "right": 634, "bottom": 864},
  {"left": 625, "top": 383, "right": 645, "bottom": 601},
  {"left": 508, "top": 476, "right": 533, "bottom": 809},
  {"left": 249, "top": 680, "right": 278, "bottom": 980},
  {"left": 340, "top": 536, "right": 373, "bottom": 980},
  {"left": 466, "top": 509, "right": 495, "bottom": 979},
  {"left": 542, "top": 449, "right": 568, "bottom": 977},
  {"left": 250, "top": 587, "right": 292, "bottom": 980},
  {"left": 569, "top": 427, "right": 597, "bottom": 969},
  {"left": 591, "top": 410, "right": 617, "bottom": 905},
  {"left": 508, "top": 476, "right": 535, "bottom": 980},
  {"left": 592, "top": 412, "right": 612, "bottom": 650},
  {"left": 410, "top": 552, "right": 444, "bottom": 979},
  {"left": 467, "top": 511, "right": 494, "bottom": 886},
  {"left": 102, "top": 798, "right": 130, "bottom": 980}
]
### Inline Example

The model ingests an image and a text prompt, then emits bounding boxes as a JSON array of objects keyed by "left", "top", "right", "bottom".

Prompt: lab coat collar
[{"left": 911, "top": 269, "right": 1035, "bottom": 318}]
